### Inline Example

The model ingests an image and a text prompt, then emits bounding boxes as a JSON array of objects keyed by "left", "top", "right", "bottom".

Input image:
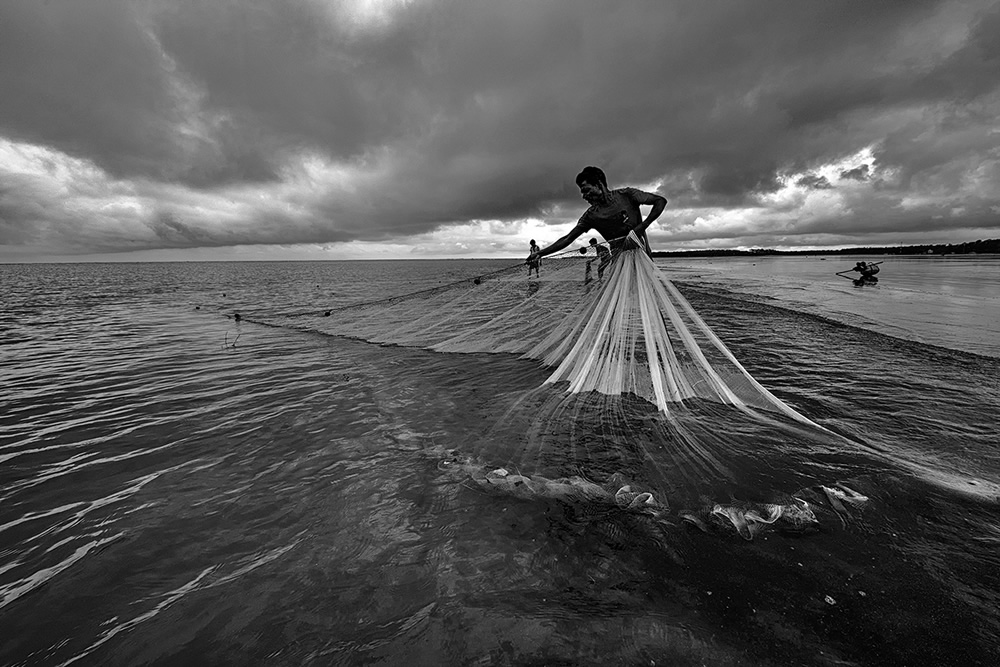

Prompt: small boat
[
  {"left": 836, "top": 261, "right": 882, "bottom": 281},
  {"left": 854, "top": 261, "right": 880, "bottom": 278}
]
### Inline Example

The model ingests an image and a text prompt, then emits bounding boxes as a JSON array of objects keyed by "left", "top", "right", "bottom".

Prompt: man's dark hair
[{"left": 575, "top": 166, "right": 608, "bottom": 189}]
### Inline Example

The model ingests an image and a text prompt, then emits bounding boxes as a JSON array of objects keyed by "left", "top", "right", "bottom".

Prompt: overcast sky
[{"left": 2, "top": 0, "right": 999, "bottom": 261}]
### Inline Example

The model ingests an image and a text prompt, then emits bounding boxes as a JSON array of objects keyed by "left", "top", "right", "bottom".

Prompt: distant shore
[{"left": 651, "top": 238, "right": 999, "bottom": 258}]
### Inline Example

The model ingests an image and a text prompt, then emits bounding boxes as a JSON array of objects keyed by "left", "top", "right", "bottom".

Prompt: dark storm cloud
[
  {"left": 796, "top": 175, "right": 833, "bottom": 190},
  {"left": 904, "top": 6, "right": 1000, "bottom": 103},
  {"left": 149, "top": 210, "right": 214, "bottom": 245},
  {"left": 1, "top": 0, "right": 999, "bottom": 257},
  {"left": 0, "top": 0, "right": 286, "bottom": 186},
  {"left": 840, "top": 165, "right": 871, "bottom": 181}
]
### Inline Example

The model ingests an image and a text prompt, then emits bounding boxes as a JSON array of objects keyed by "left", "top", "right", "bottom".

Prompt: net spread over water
[{"left": 286, "top": 236, "right": 821, "bottom": 430}]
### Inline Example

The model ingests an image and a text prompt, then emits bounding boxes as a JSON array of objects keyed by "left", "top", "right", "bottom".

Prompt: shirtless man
[{"left": 528, "top": 166, "right": 667, "bottom": 265}]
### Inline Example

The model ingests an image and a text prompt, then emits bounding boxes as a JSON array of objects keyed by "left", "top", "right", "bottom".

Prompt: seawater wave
[{"left": 1, "top": 260, "right": 999, "bottom": 666}]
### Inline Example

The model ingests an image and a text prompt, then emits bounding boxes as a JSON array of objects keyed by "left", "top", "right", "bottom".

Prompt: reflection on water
[{"left": 1, "top": 260, "right": 999, "bottom": 665}]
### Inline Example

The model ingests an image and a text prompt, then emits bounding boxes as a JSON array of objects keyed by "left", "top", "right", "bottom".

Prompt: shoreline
[{"left": 652, "top": 238, "right": 1000, "bottom": 258}]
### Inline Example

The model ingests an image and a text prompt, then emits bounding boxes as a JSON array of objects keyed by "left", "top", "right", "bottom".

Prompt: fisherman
[
  {"left": 527, "top": 239, "right": 541, "bottom": 278},
  {"left": 589, "top": 238, "right": 612, "bottom": 279},
  {"left": 527, "top": 166, "right": 667, "bottom": 265},
  {"left": 852, "top": 261, "right": 880, "bottom": 278}
]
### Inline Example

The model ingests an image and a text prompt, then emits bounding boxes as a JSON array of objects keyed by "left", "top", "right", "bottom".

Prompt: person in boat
[
  {"left": 527, "top": 166, "right": 667, "bottom": 265},
  {"left": 527, "top": 239, "right": 541, "bottom": 278},
  {"left": 852, "top": 261, "right": 880, "bottom": 278}
]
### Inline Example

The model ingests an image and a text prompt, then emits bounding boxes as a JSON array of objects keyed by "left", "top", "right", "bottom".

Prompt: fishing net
[
  {"left": 258, "top": 232, "right": 866, "bottom": 505},
  {"left": 300, "top": 232, "right": 820, "bottom": 429}
]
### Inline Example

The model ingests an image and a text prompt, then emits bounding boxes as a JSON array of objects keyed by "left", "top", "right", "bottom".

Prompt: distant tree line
[{"left": 651, "top": 238, "right": 1000, "bottom": 258}]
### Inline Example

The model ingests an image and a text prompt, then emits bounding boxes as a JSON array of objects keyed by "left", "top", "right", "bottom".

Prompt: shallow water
[
  {"left": 2, "top": 258, "right": 999, "bottom": 666},
  {"left": 662, "top": 254, "right": 1000, "bottom": 357}
]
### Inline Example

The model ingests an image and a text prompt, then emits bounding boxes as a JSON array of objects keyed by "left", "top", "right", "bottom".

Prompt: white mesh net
[
  {"left": 256, "top": 233, "right": 873, "bottom": 505},
  {"left": 301, "top": 232, "right": 822, "bottom": 431}
]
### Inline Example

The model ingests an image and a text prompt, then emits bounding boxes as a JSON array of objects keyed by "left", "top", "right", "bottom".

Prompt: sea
[{"left": 1, "top": 254, "right": 998, "bottom": 666}]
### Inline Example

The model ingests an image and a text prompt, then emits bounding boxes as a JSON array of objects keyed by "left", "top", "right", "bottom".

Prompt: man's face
[{"left": 579, "top": 181, "right": 603, "bottom": 204}]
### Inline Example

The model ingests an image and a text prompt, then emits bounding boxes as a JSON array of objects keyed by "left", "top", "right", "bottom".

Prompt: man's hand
[{"left": 526, "top": 252, "right": 540, "bottom": 264}]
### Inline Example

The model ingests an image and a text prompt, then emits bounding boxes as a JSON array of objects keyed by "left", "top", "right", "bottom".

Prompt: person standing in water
[
  {"left": 527, "top": 166, "right": 667, "bottom": 265},
  {"left": 528, "top": 239, "right": 541, "bottom": 278},
  {"left": 589, "top": 238, "right": 612, "bottom": 279}
]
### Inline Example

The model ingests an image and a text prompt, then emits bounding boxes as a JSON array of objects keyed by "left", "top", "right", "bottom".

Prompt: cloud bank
[{"left": 1, "top": 0, "right": 999, "bottom": 260}]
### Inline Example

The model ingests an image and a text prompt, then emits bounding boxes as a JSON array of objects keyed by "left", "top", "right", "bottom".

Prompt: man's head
[
  {"left": 530, "top": 239, "right": 536, "bottom": 246},
  {"left": 576, "top": 166, "right": 608, "bottom": 204},
  {"left": 576, "top": 166, "right": 607, "bottom": 188}
]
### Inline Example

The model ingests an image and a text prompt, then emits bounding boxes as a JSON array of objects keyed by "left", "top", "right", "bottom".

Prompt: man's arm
[
  {"left": 625, "top": 188, "right": 667, "bottom": 233},
  {"left": 528, "top": 224, "right": 587, "bottom": 262}
]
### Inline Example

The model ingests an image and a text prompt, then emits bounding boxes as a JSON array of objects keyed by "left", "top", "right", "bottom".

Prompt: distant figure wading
[
  {"left": 528, "top": 239, "right": 541, "bottom": 278},
  {"left": 589, "top": 238, "right": 612, "bottom": 279},
  {"left": 527, "top": 167, "right": 667, "bottom": 270}
]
